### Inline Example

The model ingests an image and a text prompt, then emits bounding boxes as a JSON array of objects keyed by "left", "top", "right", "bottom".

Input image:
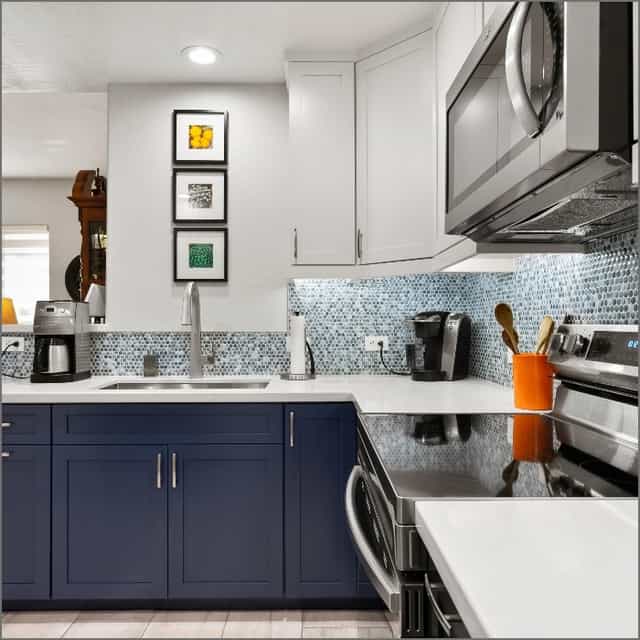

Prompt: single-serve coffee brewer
[
  {"left": 411, "top": 311, "right": 471, "bottom": 381},
  {"left": 31, "top": 301, "right": 91, "bottom": 382}
]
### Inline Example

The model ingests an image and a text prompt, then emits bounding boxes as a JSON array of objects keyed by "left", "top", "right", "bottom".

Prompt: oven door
[
  {"left": 345, "top": 465, "right": 400, "bottom": 613},
  {"left": 445, "top": 2, "right": 569, "bottom": 236}
]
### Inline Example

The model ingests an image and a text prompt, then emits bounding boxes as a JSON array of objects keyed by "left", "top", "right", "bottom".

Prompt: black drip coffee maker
[{"left": 411, "top": 311, "right": 448, "bottom": 381}]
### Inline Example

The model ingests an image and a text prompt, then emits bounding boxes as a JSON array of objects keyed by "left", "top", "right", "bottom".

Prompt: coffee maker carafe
[
  {"left": 31, "top": 301, "right": 91, "bottom": 382},
  {"left": 411, "top": 311, "right": 471, "bottom": 381}
]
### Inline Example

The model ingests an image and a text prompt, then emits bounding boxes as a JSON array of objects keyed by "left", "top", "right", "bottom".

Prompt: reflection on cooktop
[{"left": 360, "top": 413, "right": 638, "bottom": 498}]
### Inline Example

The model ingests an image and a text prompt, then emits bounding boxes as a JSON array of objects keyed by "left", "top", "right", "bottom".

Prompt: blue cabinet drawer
[
  {"left": 1, "top": 405, "right": 51, "bottom": 444},
  {"left": 53, "top": 404, "right": 283, "bottom": 444}
]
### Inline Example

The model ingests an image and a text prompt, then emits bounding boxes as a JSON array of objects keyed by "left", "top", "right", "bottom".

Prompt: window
[{"left": 2, "top": 225, "right": 49, "bottom": 324}]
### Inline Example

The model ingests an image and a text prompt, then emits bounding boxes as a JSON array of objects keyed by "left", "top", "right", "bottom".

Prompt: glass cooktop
[{"left": 358, "top": 413, "right": 638, "bottom": 500}]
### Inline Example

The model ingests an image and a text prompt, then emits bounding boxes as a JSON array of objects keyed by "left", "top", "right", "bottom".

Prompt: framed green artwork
[{"left": 174, "top": 228, "right": 228, "bottom": 282}]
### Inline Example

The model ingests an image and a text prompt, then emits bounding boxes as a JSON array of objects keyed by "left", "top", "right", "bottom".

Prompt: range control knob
[
  {"left": 572, "top": 334, "right": 589, "bottom": 355},
  {"left": 548, "top": 333, "right": 565, "bottom": 354},
  {"left": 564, "top": 334, "right": 589, "bottom": 356}
]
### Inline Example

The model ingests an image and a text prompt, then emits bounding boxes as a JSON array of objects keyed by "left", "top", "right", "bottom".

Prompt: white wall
[
  {"left": 1, "top": 178, "right": 79, "bottom": 300},
  {"left": 107, "top": 83, "right": 290, "bottom": 332}
]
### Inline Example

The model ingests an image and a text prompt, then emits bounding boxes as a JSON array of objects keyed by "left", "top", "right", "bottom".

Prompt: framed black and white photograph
[
  {"left": 173, "top": 109, "right": 228, "bottom": 164},
  {"left": 174, "top": 228, "right": 228, "bottom": 282},
  {"left": 173, "top": 169, "right": 227, "bottom": 223}
]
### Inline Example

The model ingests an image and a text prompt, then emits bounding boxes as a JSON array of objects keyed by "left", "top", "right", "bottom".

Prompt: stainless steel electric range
[{"left": 346, "top": 324, "right": 638, "bottom": 638}]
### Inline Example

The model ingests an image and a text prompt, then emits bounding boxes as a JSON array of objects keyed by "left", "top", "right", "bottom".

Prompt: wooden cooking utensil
[
  {"left": 501, "top": 330, "right": 518, "bottom": 354},
  {"left": 495, "top": 303, "right": 519, "bottom": 353},
  {"left": 535, "top": 316, "right": 555, "bottom": 354}
]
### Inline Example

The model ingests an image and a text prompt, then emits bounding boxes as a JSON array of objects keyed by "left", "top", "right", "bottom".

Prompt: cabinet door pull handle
[
  {"left": 289, "top": 411, "right": 295, "bottom": 448},
  {"left": 293, "top": 228, "right": 298, "bottom": 262},
  {"left": 156, "top": 453, "right": 162, "bottom": 489},
  {"left": 1, "top": 451, "right": 10, "bottom": 458},
  {"left": 171, "top": 452, "right": 177, "bottom": 489},
  {"left": 1, "top": 421, "right": 12, "bottom": 428},
  {"left": 357, "top": 229, "right": 363, "bottom": 261}
]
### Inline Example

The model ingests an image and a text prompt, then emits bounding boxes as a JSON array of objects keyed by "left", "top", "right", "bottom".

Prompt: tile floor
[{"left": 1, "top": 610, "right": 393, "bottom": 638}]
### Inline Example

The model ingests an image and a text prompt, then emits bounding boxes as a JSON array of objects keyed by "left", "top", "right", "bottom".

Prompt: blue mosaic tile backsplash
[{"left": 3, "top": 229, "right": 637, "bottom": 384}]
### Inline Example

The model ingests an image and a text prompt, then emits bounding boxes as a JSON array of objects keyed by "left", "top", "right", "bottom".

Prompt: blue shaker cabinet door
[
  {"left": 168, "top": 444, "right": 283, "bottom": 598},
  {"left": 52, "top": 445, "right": 168, "bottom": 599},
  {"left": 285, "top": 403, "right": 366, "bottom": 599},
  {"left": 2, "top": 445, "right": 51, "bottom": 599}
]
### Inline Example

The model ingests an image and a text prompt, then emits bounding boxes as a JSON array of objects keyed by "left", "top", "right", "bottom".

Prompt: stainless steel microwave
[{"left": 445, "top": 2, "right": 637, "bottom": 244}]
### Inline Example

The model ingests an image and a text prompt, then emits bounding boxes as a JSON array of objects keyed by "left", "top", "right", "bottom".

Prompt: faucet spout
[{"left": 180, "top": 281, "right": 203, "bottom": 378}]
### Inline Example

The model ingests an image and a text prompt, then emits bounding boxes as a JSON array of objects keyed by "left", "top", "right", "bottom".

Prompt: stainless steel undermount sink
[{"left": 99, "top": 381, "right": 269, "bottom": 391}]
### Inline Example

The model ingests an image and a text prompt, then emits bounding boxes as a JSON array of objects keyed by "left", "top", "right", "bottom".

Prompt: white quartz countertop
[
  {"left": 1, "top": 374, "right": 527, "bottom": 414},
  {"left": 415, "top": 499, "right": 638, "bottom": 638}
]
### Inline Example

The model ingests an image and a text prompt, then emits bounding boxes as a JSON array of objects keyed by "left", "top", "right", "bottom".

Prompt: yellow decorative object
[
  {"left": 189, "top": 124, "right": 214, "bottom": 149},
  {"left": 2, "top": 298, "right": 18, "bottom": 324}
]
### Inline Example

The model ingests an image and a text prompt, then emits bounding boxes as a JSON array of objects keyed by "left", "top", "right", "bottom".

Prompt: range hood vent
[{"left": 496, "top": 164, "right": 638, "bottom": 243}]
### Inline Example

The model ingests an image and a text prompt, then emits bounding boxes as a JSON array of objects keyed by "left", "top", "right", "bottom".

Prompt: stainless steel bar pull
[
  {"left": 156, "top": 453, "right": 162, "bottom": 489},
  {"left": 1, "top": 451, "right": 10, "bottom": 458},
  {"left": 289, "top": 411, "right": 295, "bottom": 448},
  {"left": 1, "top": 421, "right": 12, "bottom": 428},
  {"left": 293, "top": 228, "right": 298, "bottom": 262},
  {"left": 171, "top": 452, "right": 177, "bottom": 489},
  {"left": 425, "top": 576, "right": 462, "bottom": 636}
]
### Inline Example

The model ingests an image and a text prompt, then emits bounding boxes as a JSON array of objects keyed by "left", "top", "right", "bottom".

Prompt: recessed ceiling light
[{"left": 181, "top": 45, "right": 221, "bottom": 65}]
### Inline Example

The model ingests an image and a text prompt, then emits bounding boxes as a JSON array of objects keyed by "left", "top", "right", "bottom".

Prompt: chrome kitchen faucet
[{"left": 181, "top": 281, "right": 204, "bottom": 378}]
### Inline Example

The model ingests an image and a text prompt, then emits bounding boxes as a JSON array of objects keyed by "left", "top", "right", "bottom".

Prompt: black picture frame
[
  {"left": 173, "top": 227, "right": 228, "bottom": 282},
  {"left": 173, "top": 109, "right": 228, "bottom": 165},
  {"left": 172, "top": 168, "right": 228, "bottom": 223}
]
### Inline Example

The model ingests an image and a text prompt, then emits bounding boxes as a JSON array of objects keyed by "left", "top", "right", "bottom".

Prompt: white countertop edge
[
  {"left": 418, "top": 504, "right": 493, "bottom": 639},
  {"left": 415, "top": 499, "right": 639, "bottom": 639},
  {"left": 0, "top": 374, "right": 539, "bottom": 415}
]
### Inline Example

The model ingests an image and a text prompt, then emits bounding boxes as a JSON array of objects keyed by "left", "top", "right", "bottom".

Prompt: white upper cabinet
[
  {"left": 288, "top": 62, "right": 356, "bottom": 265},
  {"left": 356, "top": 31, "right": 436, "bottom": 264},
  {"left": 434, "top": 2, "right": 483, "bottom": 253}
]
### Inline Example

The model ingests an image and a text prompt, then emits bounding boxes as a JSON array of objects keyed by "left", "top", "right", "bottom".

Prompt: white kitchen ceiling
[
  {"left": 2, "top": 2, "right": 439, "bottom": 91},
  {"left": 2, "top": 92, "right": 107, "bottom": 177}
]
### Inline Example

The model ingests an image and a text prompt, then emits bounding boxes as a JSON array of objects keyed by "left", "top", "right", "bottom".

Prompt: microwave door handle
[
  {"left": 345, "top": 466, "right": 400, "bottom": 613},
  {"left": 505, "top": 1, "right": 541, "bottom": 138}
]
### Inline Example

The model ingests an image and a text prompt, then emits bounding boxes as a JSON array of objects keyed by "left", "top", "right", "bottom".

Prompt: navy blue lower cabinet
[
  {"left": 2, "top": 445, "right": 51, "bottom": 599},
  {"left": 285, "top": 403, "right": 369, "bottom": 600},
  {"left": 52, "top": 445, "right": 168, "bottom": 599},
  {"left": 168, "top": 444, "right": 283, "bottom": 598}
]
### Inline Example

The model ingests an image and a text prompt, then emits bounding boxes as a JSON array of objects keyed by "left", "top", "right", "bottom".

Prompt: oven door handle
[{"left": 345, "top": 466, "right": 400, "bottom": 613}]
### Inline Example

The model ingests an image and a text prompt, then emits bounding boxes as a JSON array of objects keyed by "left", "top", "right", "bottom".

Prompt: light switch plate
[
  {"left": 2, "top": 336, "right": 24, "bottom": 352},
  {"left": 364, "top": 336, "right": 389, "bottom": 352}
]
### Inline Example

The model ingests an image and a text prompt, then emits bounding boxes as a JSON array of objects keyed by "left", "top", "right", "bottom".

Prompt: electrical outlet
[
  {"left": 364, "top": 336, "right": 389, "bottom": 352},
  {"left": 506, "top": 416, "right": 514, "bottom": 444},
  {"left": 2, "top": 337, "right": 24, "bottom": 352}
]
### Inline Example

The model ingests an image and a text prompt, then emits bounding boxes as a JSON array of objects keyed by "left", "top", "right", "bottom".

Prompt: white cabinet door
[
  {"left": 434, "top": 2, "right": 483, "bottom": 253},
  {"left": 288, "top": 62, "right": 355, "bottom": 265},
  {"left": 356, "top": 32, "right": 436, "bottom": 264}
]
